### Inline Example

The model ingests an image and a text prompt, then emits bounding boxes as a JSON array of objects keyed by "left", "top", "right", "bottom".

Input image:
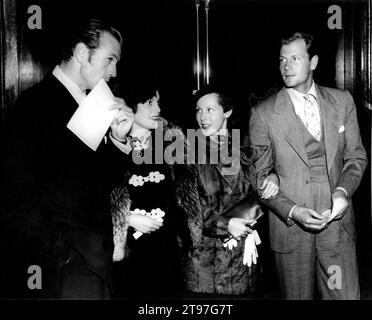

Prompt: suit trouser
[
  {"left": 274, "top": 176, "right": 359, "bottom": 300},
  {"left": 41, "top": 249, "right": 112, "bottom": 300},
  {"left": 38, "top": 225, "right": 113, "bottom": 300}
]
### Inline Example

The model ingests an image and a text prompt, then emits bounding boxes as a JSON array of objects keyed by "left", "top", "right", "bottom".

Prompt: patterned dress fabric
[
  {"left": 111, "top": 122, "right": 189, "bottom": 299},
  {"left": 184, "top": 136, "right": 262, "bottom": 296}
]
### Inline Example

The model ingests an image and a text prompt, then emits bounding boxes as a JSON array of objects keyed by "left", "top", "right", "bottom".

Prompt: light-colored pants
[{"left": 274, "top": 177, "right": 359, "bottom": 300}]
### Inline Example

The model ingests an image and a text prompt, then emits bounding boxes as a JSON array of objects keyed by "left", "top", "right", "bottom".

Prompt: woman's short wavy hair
[
  {"left": 192, "top": 84, "right": 241, "bottom": 132},
  {"left": 192, "top": 85, "right": 234, "bottom": 113},
  {"left": 123, "top": 82, "right": 159, "bottom": 113}
]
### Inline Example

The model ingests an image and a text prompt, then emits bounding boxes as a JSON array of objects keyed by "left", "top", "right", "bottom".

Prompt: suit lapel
[
  {"left": 316, "top": 85, "right": 339, "bottom": 170},
  {"left": 43, "top": 74, "right": 80, "bottom": 123},
  {"left": 270, "top": 88, "right": 309, "bottom": 167},
  {"left": 52, "top": 76, "right": 80, "bottom": 118}
]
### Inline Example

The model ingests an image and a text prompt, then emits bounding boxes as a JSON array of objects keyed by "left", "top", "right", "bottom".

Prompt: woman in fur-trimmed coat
[
  {"left": 183, "top": 86, "right": 279, "bottom": 297},
  {"left": 110, "top": 86, "right": 197, "bottom": 299}
]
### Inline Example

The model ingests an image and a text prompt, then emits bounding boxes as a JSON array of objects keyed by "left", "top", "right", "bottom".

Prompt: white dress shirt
[{"left": 287, "top": 81, "right": 319, "bottom": 129}]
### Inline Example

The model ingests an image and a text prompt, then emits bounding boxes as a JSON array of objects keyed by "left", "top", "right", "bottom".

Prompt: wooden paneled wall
[
  {"left": 1, "top": 0, "right": 19, "bottom": 122},
  {"left": 334, "top": 0, "right": 371, "bottom": 229},
  {"left": 0, "top": 0, "right": 45, "bottom": 122},
  {"left": 362, "top": 0, "right": 372, "bottom": 111}
]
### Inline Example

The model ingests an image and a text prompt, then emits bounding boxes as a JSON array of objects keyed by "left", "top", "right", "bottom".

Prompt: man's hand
[
  {"left": 127, "top": 214, "right": 163, "bottom": 234},
  {"left": 331, "top": 189, "right": 349, "bottom": 221},
  {"left": 109, "top": 97, "right": 131, "bottom": 111},
  {"left": 228, "top": 217, "right": 253, "bottom": 240},
  {"left": 110, "top": 97, "right": 134, "bottom": 141},
  {"left": 260, "top": 174, "right": 279, "bottom": 199},
  {"left": 291, "top": 206, "right": 328, "bottom": 231}
]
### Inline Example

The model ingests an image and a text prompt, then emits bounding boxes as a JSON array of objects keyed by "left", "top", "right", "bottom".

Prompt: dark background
[
  {"left": 11, "top": 0, "right": 347, "bottom": 125},
  {"left": 1, "top": 0, "right": 371, "bottom": 299}
]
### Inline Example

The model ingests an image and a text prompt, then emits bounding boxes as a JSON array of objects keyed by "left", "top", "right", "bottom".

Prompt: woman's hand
[
  {"left": 126, "top": 214, "right": 163, "bottom": 234},
  {"left": 260, "top": 174, "right": 279, "bottom": 199},
  {"left": 227, "top": 218, "right": 253, "bottom": 240}
]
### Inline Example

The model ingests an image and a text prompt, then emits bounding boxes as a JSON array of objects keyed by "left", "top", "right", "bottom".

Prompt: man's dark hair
[
  {"left": 60, "top": 18, "right": 122, "bottom": 63},
  {"left": 281, "top": 32, "right": 317, "bottom": 59}
]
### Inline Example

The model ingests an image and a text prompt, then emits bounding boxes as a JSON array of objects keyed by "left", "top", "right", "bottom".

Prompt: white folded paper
[
  {"left": 67, "top": 79, "right": 117, "bottom": 151},
  {"left": 322, "top": 209, "right": 332, "bottom": 221},
  {"left": 322, "top": 196, "right": 348, "bottom": 223}
]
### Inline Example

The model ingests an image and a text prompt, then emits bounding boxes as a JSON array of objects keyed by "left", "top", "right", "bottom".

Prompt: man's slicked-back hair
[
  {"left": 281, "top": 32, "right": 316, "bottom": 59},
  {"left": 60, "top": 18, "right": 123, "bottom": 63}
]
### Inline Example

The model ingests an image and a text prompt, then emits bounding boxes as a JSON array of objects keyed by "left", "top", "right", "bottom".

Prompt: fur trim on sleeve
[
  {"left": 111, "top": 186, "right": 131, "bottom": 262},
  {"left": 174, "top": 164, "right": 203, "bottom": 248},
  {"left": 162, "top": 118, "right": 204, "bottom": 248}
]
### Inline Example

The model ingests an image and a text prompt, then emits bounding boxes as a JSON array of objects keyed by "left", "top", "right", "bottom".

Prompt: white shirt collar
[
  {"left": 287, "top": 81, "right": 318, "bottom": 105},
  {"left": 307, "top": 82, "right": 318, "bottom": 99},
  {"left": 52, "top": 65, "right": 86, "bottom": 105}
]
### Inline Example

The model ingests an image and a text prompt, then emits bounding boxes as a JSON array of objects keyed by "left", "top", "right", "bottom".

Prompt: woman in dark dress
[
  {"left": 184, "top": 86, "right": 279, "bottom": 298},
  {"left": 110, "top": 85, "right": 190, "bottom": 299}
]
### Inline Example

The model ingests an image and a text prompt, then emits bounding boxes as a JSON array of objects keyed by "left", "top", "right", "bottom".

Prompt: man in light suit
[{"left": 249, "top": 32, "right": 367, "bottom": 299}]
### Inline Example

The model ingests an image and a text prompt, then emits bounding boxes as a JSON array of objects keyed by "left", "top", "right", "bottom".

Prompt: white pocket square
[{"left": 339, "top": 125, "right": 345, "bottom": 133}]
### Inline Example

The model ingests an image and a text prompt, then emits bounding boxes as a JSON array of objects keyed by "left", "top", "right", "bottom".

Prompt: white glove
[
  {"left": 133, "top": 217, "right": 164, "bottom": 239},
  {"left": 223, "top": 238, "right": 238, "bottom": 250},
  {"left": 133, "top": 208, "right": 165, "bottom": 239},
  {"left": 243, "top": 230, "right": 261, "bottom": 267}
]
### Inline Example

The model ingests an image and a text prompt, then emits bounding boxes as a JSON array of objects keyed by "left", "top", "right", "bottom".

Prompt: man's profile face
[
  {"left": 80, "top": 32, "right": 121, "bottom": 90},
  {"left": 279, "top": 38, "right": 318, "bottom": 94}
]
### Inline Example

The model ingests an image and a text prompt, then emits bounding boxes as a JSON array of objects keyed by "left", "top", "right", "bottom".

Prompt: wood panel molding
[{"left": 1, "top": 0, "right": 19, "bottom": 121}]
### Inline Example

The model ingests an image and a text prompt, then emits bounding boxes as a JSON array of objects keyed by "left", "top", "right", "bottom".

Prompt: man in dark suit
[
  {"left": 0, "top": 19, "right": 134, "bottom": 299},
  {"left": 249, "top": 32, "right": 367, "bottom": 299}
]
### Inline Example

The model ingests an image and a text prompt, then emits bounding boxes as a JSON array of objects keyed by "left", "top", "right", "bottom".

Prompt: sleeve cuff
[
  {"left": 109, "top": 133, "right": 132, "bottom": 155},
  {"left": 287, "top": 205, "right": 298, "bottom": 226},
  {"left": 216, "top": 215, "right": 230, "bottom": 238},
  {"left": 334, "top": 187, "right": 349, "bottom": 200}
]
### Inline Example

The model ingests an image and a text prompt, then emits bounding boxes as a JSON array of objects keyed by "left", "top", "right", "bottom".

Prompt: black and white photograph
[{"left": 0, "top": 0, "right": 371, "bottom": 314}]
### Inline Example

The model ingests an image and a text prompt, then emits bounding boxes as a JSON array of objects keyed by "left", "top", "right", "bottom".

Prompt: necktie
[{"left": 303, "top": 94, "right": 321, "bottom": 141}]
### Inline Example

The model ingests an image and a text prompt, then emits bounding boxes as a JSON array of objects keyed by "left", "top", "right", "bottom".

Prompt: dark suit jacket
[
  {"left": 249, "top": 85, "right": 368, "bottom": 253},
  {"left": 1, "top": 73, "right": 125, "bottom": 287}
]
